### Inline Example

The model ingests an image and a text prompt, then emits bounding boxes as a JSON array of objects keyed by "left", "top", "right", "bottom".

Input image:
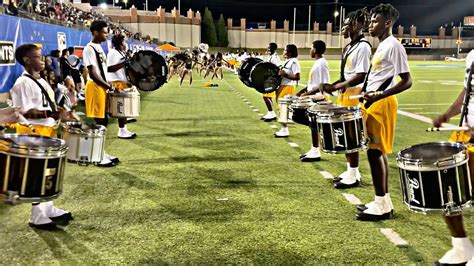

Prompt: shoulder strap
[
  {"left": 340, "top": 37, "right": 372, "bottom": 82},
  {"left": 88, "top": 44, "right": 107, "bottom": 81},
  {"left": 23, "top": 74, "right": 58, "bottom": 113},
  {"left": 460, "top": 61, "right": 474, "bottom": 127}
]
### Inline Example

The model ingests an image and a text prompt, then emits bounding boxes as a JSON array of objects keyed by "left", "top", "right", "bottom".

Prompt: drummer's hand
[
  {"left": 0, "top": 107, "right": 22, "bottom": 124},
  {"left": 334, "top": 83, "right": 347, "bottom": 93},
  {"left": 432, "top": 113, "right": 449, "bottom": 128},
  {"left": 321, "top": 84, "right": 335, "bottom": 95},
  {"left": 363, "top": 92, "right": 382, "bottom": 109},
  {"left": 116, "top": 87, "right": 125, "bottom": 93},
  {"left": 278, "top": 69, "right": 286, "bottom": 77}
]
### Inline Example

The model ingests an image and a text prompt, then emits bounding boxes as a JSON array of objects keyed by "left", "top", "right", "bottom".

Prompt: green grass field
[{"left": 0, "top": 59, "right": 470, "bottom": 264}]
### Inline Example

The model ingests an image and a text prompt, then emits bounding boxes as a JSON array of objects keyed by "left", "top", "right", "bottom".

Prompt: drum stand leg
[{"left": 78, "top": 156, "right": 90, "bottom": 166}]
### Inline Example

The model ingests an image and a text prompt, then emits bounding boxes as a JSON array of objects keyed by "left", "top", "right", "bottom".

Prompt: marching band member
[
  {"left": 321, "top": 8, "right": 371, "bottom": 189},
  {"left": 274, "top": 44, "right": 300, "bottom": 138},
  {"left": 296, "top": 40, "right": 329, "bottom": 162},
  {"left": 431, "top": 49, "right": 474, "bottom": 265},
  {"left": 10, "top": 44, "right": 73, "bottom": 230},
  {"left": 261, "top": 42, "right": 281, "bottom": 122},
  {"left": 106, "top": 33, "right": 137, "bottom": 139},
  {"left": 83, "top": 20, "right": 120, "bottom": 167},
  {"left": 356, "top": 4, "right": 412, "bottom": 221}
]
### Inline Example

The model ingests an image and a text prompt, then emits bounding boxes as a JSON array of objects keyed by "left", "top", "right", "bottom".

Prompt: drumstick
[
  {"left": 348, "top": 91, "right": 383, "bottom": 100},
  {"left": 426, "top": 126, "right": 470, "bottom": 132}
]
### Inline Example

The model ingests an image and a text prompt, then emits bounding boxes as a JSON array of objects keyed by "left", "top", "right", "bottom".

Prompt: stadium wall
[
  {"left": 226, "top": 18, "right": 473, "bottom": 51},
  {"left": 0, "top": 14, "right": 156, "bottom": 97},
  {"left": 103, "top": 6, "right": 201, "bottom": 48}
]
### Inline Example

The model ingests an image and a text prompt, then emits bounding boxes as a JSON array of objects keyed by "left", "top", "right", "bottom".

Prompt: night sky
[{"left": 91, "top": 0, "right": 474, "bottom": 36}]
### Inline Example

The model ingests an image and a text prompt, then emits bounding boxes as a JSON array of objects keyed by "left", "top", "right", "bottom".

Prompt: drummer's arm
[
  {"left": 107, "top": 61, "right": 126, "bottom": 73},
  {"left": 331, "top": 73, "right": 367, "bottom": 93},
  {"left": 23, "top": 108, "right": 58, "bottom": 119},
  {"left": 296, "top": 87, "right": 307, "bottom": 97},
  {"left": 280, "top": 71, "right": 300, "bottom": 81},
  {"left": 87, "top": 65, "right": 112, "bottom": 91},
  {"left": 433, "top": 90, "right": 465, "bottom": 127}
]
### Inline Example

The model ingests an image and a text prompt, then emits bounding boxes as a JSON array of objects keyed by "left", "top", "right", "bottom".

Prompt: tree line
[{"left": 201, "top": 7, "right": 229, "bottom": 47}]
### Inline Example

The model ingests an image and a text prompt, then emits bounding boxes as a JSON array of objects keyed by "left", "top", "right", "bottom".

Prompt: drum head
[
  {"left": 128, "top": 51, "right": 168, "bottom": 92},
  {"left": 398, "top": 142, "right": 466, "bottom": 165},
  {"left": 1, "top": 134, "right": 65, "bottom": 149},
  {"left": 250, "top": 62, "right": 282, "bottom": 93},
  {"left": 238, "top": 57, "right": 263, "bottom": 88}
]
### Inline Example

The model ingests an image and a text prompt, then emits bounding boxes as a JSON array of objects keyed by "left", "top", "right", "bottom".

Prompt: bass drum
[
  {"left": 238, "top": 57, "right": 263, "bottom": 88},
  {"left": 127, "top": 50, "right": 168, "bottom": 92},
  {"left": 250, "top": 62, "right": 282, "bottom": 93}
]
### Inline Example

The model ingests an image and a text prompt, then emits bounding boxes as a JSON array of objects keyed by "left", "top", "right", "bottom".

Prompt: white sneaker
[
  {"left": 439, "top": 238, "right": 474, "bottom": 264},
  {"left": 274, "top": 128, "right": 289, "bottom": 138},
  {"left": 40, "top": 201, "right": 67, "bottom": 217},
  {"left": 96, "top": 156, "right": 115, "bottom": 167},
  {"left": 262, "top": 112, "right": 276, "bottom": 120},
  {"left": 338, "top": 169, "right": 361, "bottom": 185},
  {"left": 105, "top": 153, "right": 120, "bottom": 164},
  {"left": 356, "top": 196, "right": 393, "bottom": 221},
  {"left": 467, "top": 257, "right": 474, "bottom": 266},
  {"left": 30, "top": 204, "right": 53, "bottom": 225},
  {"left": 118, "top": 128, "right": 137, "bottom": 139}
]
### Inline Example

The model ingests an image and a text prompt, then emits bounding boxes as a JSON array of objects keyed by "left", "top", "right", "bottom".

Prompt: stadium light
[
  {"left": 334, "top": 11, "right": 339, "bottom": 18},
  {"left": 100, "top": 3, "right": 107, "bottom": 9}
]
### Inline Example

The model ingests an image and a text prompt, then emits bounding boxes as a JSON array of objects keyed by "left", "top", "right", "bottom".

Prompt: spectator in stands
[{"left": 50, "top": 50, "right": 61, "bottom": 81}]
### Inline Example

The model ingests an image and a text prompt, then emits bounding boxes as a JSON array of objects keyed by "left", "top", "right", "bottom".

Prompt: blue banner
[{"left": 0, "top": 14, "right": 156, "bottom": 93}]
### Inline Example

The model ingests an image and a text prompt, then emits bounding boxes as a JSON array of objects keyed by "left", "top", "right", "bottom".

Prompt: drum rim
[
  {"left": 63, "top": 123, "right": 107, "bottom": 136},
  {"left": 108, "top": 92, "right": 140, "bottom": 97},
  {"left": 315, "top": 112, "right": 363, "bottom": 122},
  {"left": 0, "top": 134, "right": 68, "bottom": 158},
  {"left": 402, "top": 201, "right": 472, "bottom": 214},
  {"left": 396, "top": 141, "right": 467, "bottom": 170},
  {"left": 320, "top": 145, "right": 368, "bottom": 154}
]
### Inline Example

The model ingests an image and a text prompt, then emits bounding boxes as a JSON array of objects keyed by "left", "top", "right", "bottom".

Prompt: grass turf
[{"left": 0, "top": 59, "right": 470, "bottom": 264}]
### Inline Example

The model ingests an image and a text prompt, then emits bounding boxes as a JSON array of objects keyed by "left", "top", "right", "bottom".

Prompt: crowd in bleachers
[{"left": 3, "top": 0, "right": 148, "bottom": 42}]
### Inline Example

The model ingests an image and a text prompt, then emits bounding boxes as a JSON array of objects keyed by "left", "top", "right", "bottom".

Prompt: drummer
[
  {"left": 106, "top": 33, "right": 137, "bottom": 139},
  {"left": 431, "top": 49, "right": 474, "bottom": 265},
  {"left": 274, "top": 44, "right": 301, "bottom": 138},
  {"left": 9, "top": 43, "right": 73, "bottom": 230},
  {"left": 83, "top": 20, "right": 120, "bottom": 167},
  {"left": 320, "top": 7, "right": 371, "bottom": 189},
  {"left": 296, "top": 40, "right": 329, "bottom": 162},
  {"left": 261, "top": 42, "right": 281, "bottom": 122},
  {"left": 356, "top": 3, "right": 412, "bottom": 221}
]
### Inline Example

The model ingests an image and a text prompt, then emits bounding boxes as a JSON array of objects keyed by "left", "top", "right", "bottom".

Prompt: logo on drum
[
  {"left": 333, "top": 128, "right": 344, "bottom": 147},
  {"left": 407, "top": 177, "right": 421, "bottom": 205}
]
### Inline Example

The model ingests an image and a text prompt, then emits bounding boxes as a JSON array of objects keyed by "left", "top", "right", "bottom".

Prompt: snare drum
[
  {"left": 316, "top": 106, "right": 367, "bottom": 154},
  {"left": 307, "top": 101, "right": 336, "bottom": 130},
  {"left": 278, "top": 96, "right": 295, "bottom": 123},
  {"left": 108, "top": 91, "right": 140, "bottom": 118},
  {"left": 397, "top": 142, "right": 472, "bottom": 214},
  {"left": 290, "top": 98, "right": 316, "bottom": 126},
  {"left": 62, "top": 122, "right": 106, "bottom": 165},
  {"left": 0, "top": 134, "right": 68, "bottom": 202}
]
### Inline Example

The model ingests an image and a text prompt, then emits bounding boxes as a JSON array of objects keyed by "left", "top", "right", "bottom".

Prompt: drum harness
[{"left": 340, "top": 35, "right": 372, "bottom": 83}]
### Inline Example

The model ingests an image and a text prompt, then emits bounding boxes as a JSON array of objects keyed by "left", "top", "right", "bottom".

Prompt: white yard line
[
  {"left": 380, "top": 228, "right": 409, "bottom": 246},
  {"left": 342, "top": 193, "right": 362, "bottom": 205},
  {"left": 320, "top": 171, "right": 334, "bottom": 180},
  {"left": 270, "top": 125, "right": 278, "bottom": 129},
  {"left": 288, "top": 142, "right": 299, "bottom": 148}
]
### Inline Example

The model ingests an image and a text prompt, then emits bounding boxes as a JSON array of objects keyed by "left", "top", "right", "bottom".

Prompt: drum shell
[
  {"left": 0, "top": 134, "right": 68, "bottom": 202},
  {"left": 316, "top": 107, "right": 367, "bottom": 154},
  {"left": 238, "top": 57, "right": 263, "bottom": 88},
  {"left": 250, "top": 62, "right": 282, "bottom": 93},
  {"left": 290, "top": 101, "right": 315, "bottom": 126},
  {"left": 127, "top": 50, "right": 168, "bottom": 92},
  {"left": 107, "top": 92, "right": 140, "bottom": 118},
  {"left": 396, "top": 142, "right": 473, "bottom": 213},
  {"left": 62, "top": 124, "right": 106, "bottom": 164},
  {"left": 306, "top": 102, "right": 336, "bottom": 130},
  {"left": 278, "top": 98, "right": 294, "bottom": 123},
  {"left": 398, "top": 163, "right": 472, "bottom": 213}
]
